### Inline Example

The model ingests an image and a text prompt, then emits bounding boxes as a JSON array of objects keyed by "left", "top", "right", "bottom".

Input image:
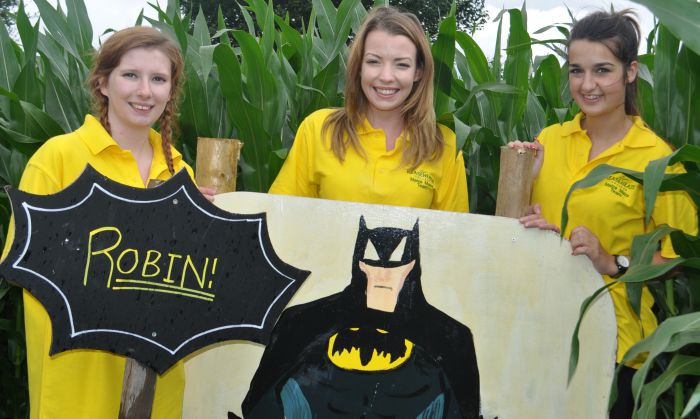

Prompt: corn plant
[{"left": 0, "top": 0, "right": 698, "bottom": 417}]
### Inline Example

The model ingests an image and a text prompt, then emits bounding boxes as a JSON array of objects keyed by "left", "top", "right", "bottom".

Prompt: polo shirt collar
[
  {"left": 357, "top": 115, "right": 409, "bottom": 144},
  {"left": 77, "top": 114, "right": 183, "bottom": 164},
  {"left": 561, "top": 112, "right": 657, "bottom": 148},
  {"left": 357, "top": 116, "right": 380, "bottom": 135},
  {"left": 79, "top": 115, "right": 118, "bottom": 155}
]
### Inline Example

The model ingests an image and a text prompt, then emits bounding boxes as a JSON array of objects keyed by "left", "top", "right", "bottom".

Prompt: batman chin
[{"left": 242, "top": 216, "right": 481, "bottom": 419}]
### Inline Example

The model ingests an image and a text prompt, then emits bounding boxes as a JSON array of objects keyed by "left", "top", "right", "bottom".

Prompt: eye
[
  {"left": 595, "top": 67, "right": 611, "bottom": 73},
  {"left": 568, "top": 68, "right": 582, "bottom": 75},
  {"left": 389, "top": 237, "right": 406, "bottom": 262},
  {"left": 397, "top": 62, "right": 411, "bottom": 69},
  {"left": 122, "top": 72, "right": 137, "bottom": 79},
  {"left": 152, "top": 75, "right": 168, "bottom": 83},
  {"left": 363, "top": 240, "right": 380, "bottom": 261},
  {"left": 365, "top": 59, "right": 379, "bottom": 65}
]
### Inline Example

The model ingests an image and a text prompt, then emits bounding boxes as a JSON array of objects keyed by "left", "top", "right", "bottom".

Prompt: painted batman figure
[{"left": 241, "top": 217, "right": 480, "bottom": 418}]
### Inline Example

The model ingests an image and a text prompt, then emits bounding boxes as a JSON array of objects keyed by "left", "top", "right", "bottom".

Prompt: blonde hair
[
  {"left": 323, "top": 6, "right": 443, "bottom": 168},
  {"left": 87, "top": 26, "right": 184, "bottom": 175}
]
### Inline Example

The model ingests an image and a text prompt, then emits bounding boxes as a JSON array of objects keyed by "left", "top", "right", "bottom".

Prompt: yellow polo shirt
[
  {"left": 5, "top": 115, "right": 193, "bottom": 418},
  {"left": 532, "top": 113, "right": 698, "bottom": 366},
  {"left": 269, "top": 108, "right": 469, "bottom": 212}
]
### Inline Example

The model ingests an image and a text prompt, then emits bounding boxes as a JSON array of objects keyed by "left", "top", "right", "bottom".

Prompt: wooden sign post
[{"left": 119, "top": 360, "right": 156, "bottom": 418}]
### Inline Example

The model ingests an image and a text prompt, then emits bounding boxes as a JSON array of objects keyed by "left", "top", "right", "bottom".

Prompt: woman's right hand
[
  {"left": 519, "top": 203, "right": 560, "bottom": 233},
  {"left": 507, "top": 139, "right": 544, "bottom": 178}
]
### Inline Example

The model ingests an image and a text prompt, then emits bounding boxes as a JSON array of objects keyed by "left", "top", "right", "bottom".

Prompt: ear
[
  {"left": 358, "top": 261, "right": 369, "bottom": 274},
  {"left": 626, "top": 60, "right": 638, "bottom": 84},
  {"left": 98, "top": 77, "right": 109, "bottom": 97},
  {"left": 414, "top": 66, "right": 423, "bottom": 83}
]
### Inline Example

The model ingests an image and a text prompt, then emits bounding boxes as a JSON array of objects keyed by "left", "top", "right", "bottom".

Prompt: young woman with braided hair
[{"left": 6, "top": 26, "right": 212, "bottom": 418}]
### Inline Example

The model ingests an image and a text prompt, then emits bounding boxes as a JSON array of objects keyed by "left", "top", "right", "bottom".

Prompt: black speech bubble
[{"left": 0, "top": 165, "right": 309, "bottom": 374}]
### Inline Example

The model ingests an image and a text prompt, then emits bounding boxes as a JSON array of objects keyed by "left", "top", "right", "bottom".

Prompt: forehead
[
  {"left": 568, "top": 39, "right": 622, "bottom": 65},
  {"left": 363, "top": 30, "right": 417, "bottom": 58},
  {"left": 115, "top": 47, "right": 172, "bottom": 72}
]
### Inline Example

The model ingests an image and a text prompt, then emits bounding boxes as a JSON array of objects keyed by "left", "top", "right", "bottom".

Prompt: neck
[
  {"left": 581, "top": 107, "right": 633, "bottom": 147},
  {"left": 110, "top": 126, "right": 151, "bottom": 151},
  {"left": 366, "top": 108, "right": 404, "bottom": 151}
]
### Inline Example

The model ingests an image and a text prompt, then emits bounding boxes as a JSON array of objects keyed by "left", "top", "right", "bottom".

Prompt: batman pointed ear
[
  {"left": 412, "top": 218, "right": 419, "bottom": 235},
  {"left": 359, "top": 216, "right": 367, "bottom": 231}
]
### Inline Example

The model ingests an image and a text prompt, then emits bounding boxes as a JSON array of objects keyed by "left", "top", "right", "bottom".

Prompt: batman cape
[{"left": 241, "top": 217, "right": 480, "bottom": 418}]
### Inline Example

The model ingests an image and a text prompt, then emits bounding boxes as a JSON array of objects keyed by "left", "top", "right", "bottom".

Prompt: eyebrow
[
  {"left": 568, "top": 62, "right": 615, "bottom": 67},
  {"left": 364, "top": 52, "right": 414, "bottom": 62}
]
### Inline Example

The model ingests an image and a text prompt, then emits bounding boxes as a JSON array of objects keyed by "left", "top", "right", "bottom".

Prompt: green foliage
[
  {"left": 0, "top": 0, "right": 17, "bottom": 28},
  {"left": 180, "top": 0, "right": 487, "bottom": 37},
  {"left": 0, "top": 0, "right": 698, "bottom": 417}
]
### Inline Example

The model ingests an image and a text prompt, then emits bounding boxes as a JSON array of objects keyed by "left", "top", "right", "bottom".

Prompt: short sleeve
[
  {"left": 268, "top": 116, "right": 318, "bottom": 198},
  {"left": 2, "top": 161, "right": 63, "bottom": 260},
  {"left": 431, "top": 127, "right": 469, "bottom": 213},
  {"left": 653, "top": 164, "right": 698, "bottom": 258}
]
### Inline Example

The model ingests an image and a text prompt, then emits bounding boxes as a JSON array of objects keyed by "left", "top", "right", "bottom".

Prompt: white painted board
[{"left": 183, "top": 192, "right": 616, "bottom": 418}]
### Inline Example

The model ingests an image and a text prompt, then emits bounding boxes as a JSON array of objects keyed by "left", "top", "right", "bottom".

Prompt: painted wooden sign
[
  {"left": 184, "top": 192, "right": 617, "bottom": 419},
  {"left": 0, "top": 166, "right": 309, "bottom": 373}
]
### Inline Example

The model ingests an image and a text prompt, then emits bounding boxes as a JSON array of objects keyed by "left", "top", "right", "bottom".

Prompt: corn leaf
[
  {"left": 620, "top": 312, "right": 700, "bottom": 413},
  {"left": 632, "top": 0, "right": 700, "bottom": 56},
  {"left": 0, "top": 17, "right": 20, "bottom": 93},
  {"left": 682, "top": 381, "right": 700, "bottom": 418},
  {"left": 652, "top": 26, "right": 679, "bottom": 141},
  {"left": 501, "top": 9, "right": 531, "bottom": 136},
  {"left": 43, "top": 57, "right": 81, "bottom": 133},
  {"left": 635, "top": 354, "right": 700, "bottom": 419},
  {"left": 65, "top": 0, "right": 93, "bottom": 53}
]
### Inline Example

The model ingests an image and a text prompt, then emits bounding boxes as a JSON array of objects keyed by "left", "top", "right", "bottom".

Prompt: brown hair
[
  {"left": 323, "top": 6, "right": 443, "bottom": 168},
  {"left": 568, "top": 10, "right": 641, "bottom": 115},
  {"left": 87, "top": 26, "right": 184, "bottom": 175}
]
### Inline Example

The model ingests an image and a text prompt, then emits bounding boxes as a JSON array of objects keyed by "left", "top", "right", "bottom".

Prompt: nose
[
  {"left": 581, "top": 71, "right": 596, "bottom": 91},
  {"left": 136, "top": 78, "right": 152, "bottom": 97},
  {"left": 378, "top": 63, "right": 394, "bottom": 82}
]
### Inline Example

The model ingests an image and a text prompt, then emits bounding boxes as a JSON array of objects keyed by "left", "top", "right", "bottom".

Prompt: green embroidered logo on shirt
[
  {"left": 603, "top": 174, "right": 637, "bottom": 198},
  {"left": 407, "top": 169, "right": 435, "bottom": 190}
]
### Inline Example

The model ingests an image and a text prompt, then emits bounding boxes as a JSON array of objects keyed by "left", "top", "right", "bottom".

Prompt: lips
[
  {"left": 130, "top": 103, "right": 153, "bottom": 111},
  {"left": 374, "top": 87, "right": 399, "bottom": 96}
]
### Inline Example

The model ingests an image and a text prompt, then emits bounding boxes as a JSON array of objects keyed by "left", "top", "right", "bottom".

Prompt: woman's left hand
[
  {"left": 569, "top": 226, "right": 617, "bottom": 276},
  {"left": 198, "top": 186, "right": 216, "bottom": 202}
]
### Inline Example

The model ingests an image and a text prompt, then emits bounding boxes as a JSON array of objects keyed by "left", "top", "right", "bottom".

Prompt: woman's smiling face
[
  {"left": 568, "top": 39, "right": 637, "bottom": 119},
  {"left": 100, "top": 47, "right": 173, "bottom": 133},
  {"left": 360, "top": 30, "right": 422, "bottom": 119}
]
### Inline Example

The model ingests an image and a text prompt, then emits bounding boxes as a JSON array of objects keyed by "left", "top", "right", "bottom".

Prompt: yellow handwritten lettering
[
  {"left": 117, "top": 249, "right": 139, "bottom": 275},
  {"left": 142, "top": 250, "right": 162, "bottom": 278},
  {"left": 84, "top": 226, "right": 122, "bottom": 288},
  {"left": 163, "top": 253, "right": 183, "bottom": 284},
  {"left": 181, "top": 256, "right": 210, "bottom": 289}
]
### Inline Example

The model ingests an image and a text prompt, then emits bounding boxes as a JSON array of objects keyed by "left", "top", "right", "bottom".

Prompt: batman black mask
[{"left": 347, "top": 216, "right": 427, "bottom": 316}]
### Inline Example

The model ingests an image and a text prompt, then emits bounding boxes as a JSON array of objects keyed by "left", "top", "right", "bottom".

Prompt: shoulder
[
  {"left": 538, "top": 117, "right": 581, "bottom": 146},
  {"left": 436, "top": 123, "right": 458, "bottom": 156},
  {"left": 627, "top": 116, "right": 674, "bottom": 157},
  {"left": 26, "top": 130, "right": 86, "bottom": 169},
  {"left": 303, "top": 108, "right": 339, "bottom": 127},
  {"left": 437, "top": 123, "right": 457, "bottom": 144}
]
